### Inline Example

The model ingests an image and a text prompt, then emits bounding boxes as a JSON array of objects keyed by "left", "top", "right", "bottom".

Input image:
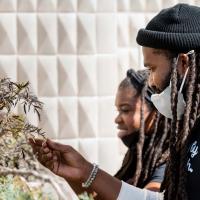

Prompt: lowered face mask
[
  {"left": 151, "top": 58, "right": 189, "bottom": 120},
  {"left": 121, "top": 131, "right": 139, "bottom": 148}
]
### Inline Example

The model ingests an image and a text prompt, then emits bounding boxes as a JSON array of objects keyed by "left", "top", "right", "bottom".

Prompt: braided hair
[
  {"left": 115, "top": 69, "right": 170, "bottom": 188},
  {"left": 135, "top": 3, "right": 200, "bottom": 199},
  {"left": 159, "top": 50, "right": 200, "bottom": 200}
]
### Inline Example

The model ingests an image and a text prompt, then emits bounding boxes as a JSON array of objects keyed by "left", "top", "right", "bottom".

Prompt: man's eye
[
  {"left": 148, "top": 67, "right": 153, "bottom": 72},
  {"left": 147, "top": 66, "right": 155, "bottom": 72},
  {"left": 121, "top": 109, "right": 130, "bottom": 113}
]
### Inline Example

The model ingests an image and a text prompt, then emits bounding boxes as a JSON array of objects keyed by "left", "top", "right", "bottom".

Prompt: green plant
[
  {"left": 0, "top": 175, "right": 55, "bottom": 200},
  {"left": 78, "top": 192, "right": 95, "bottom": 200},
  {"left": 0, "top": 78, "right": 64, "bottom": 200}
]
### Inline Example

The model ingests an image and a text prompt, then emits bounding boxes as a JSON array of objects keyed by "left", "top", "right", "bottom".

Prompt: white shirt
[{"left": 117, "top": 181, "right": 163, "bottom": 200}]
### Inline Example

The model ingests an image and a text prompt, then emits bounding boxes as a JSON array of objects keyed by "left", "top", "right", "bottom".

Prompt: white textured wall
[{"left": 0, "top": 0, "right": 199, "bottom": 198}]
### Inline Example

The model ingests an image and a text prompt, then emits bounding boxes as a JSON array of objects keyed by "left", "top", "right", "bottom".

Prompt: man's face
[{"left": 142, "top": 47, "right": 172, "bottom": 92}]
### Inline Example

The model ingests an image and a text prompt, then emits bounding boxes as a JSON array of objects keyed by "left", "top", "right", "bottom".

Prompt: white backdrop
[{"left": 0, "top": 0, "right": 199, "bottom": 199}]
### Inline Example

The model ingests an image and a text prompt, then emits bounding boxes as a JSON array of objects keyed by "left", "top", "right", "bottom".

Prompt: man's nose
[
  {"left": 115, "top": 114, "right": 121, "bottom": 124},
  {"left": 148, "top": 74, "right": 154, "bottom": 88},
  {"left": 148, "top": 74, "right": 158, "bottom": 92}
]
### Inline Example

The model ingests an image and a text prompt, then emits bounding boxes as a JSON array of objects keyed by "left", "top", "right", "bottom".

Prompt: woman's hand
[
  {"left": 30, "top": 138, "right": 122, "bottom": 200},
  {"left": 29, "top": 138, "right": 93, "bottom": 183}
]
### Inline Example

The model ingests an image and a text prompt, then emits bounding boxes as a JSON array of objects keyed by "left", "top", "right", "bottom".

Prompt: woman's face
[{"left": 115, "top": 86, "right": 151, "bottom": 138}]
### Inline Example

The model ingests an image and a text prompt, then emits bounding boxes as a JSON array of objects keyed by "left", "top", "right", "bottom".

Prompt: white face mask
[{"left": 151, "top": 58, "right": 189, "bottom": 120}]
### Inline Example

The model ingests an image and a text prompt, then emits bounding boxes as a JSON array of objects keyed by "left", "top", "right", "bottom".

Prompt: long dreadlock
[
  {"left": 160, "top": 50, "right": 200, "bottom": 200},
  {"left": 135, "top": 3, "right": 200, "bottom": 199},
  {"left": 115, "top": 69, "right": 170, "bottom": 188}
]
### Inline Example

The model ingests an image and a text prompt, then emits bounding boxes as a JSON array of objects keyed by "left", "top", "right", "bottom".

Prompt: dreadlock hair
[
  {"left": 135, "top": 3, "right": 200, "bottom": 199},
  {"left": 115, "top": 69, "right": 170, "bottom": 188},
  {"left": 160, "top": 50, "right": 199, "bottom": 200}
]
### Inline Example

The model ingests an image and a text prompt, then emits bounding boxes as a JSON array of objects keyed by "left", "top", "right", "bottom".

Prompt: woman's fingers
[
  {"left": 29, "top": 139, "right": 54, "bottom": 164},
  {"left": 29, "top": 138, "right": 61, "bottom": 173},
  {"left": 44, "top": 155, "right": 59, "bottom": 173},
  {"left": 42, "top": 146, "right": 50, "bottom": 153},
  {"left": 44, "top": 160, "right": 55, "bottom": 170},
  {"left": 31, "top": 145, "right": 41, "bottom": 154},
  {"left": 29, "top": 138, "right": 45, "bottom": 146},
  {"left": 41, "top": 152, "right": 53, "bottom": 162}
]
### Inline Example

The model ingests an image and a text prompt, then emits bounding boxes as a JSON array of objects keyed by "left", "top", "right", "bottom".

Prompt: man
[{"left": 136, "top": 3, "right": 200, "bottom": 200}]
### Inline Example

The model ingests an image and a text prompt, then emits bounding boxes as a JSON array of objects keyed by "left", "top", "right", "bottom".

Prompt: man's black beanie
[{"left": 136, "top": 3, "right": 200, "bottom": 52}]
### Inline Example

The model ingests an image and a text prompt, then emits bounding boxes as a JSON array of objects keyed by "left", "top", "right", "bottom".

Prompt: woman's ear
[{"left": 177, "top": 53, "right": 189, "bottom": 78}]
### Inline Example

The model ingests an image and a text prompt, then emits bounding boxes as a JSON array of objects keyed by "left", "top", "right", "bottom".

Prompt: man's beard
[{"left": 158, "top": 70, "right": 173, "bottom": 93}]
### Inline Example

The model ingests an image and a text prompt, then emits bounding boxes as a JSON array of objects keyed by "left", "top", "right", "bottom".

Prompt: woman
[{"left": 115, "top": 69, "right": 169, "bottom": 191}]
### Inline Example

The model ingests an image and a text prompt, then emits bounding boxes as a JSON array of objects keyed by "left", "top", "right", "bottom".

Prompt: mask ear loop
[{"left": 178, "top": 50, "right": 193, "bottom": 93}]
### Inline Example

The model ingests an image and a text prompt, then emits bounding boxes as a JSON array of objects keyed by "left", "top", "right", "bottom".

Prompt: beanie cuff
[{"left": 136, "top": 29, "right": 200, "bottom": 52}]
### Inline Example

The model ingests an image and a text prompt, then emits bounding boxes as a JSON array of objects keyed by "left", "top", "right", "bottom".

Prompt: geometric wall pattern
[{"left": 0, "top": 0, "right": 199, "bottom": 198}]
